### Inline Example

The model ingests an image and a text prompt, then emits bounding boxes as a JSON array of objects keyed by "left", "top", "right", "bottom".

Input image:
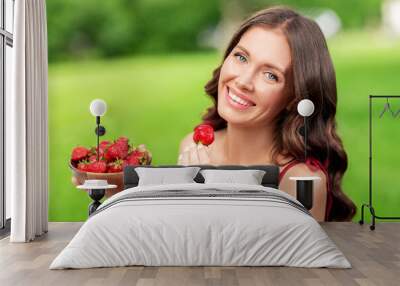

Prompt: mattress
[{"left": 50, "top": 183, "right": 351, "bottom": 269}]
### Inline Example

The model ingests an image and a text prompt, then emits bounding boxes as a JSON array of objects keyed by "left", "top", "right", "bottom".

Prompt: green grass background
[{"left": 49, "top": 31, "right": 400, "bottom": 222}]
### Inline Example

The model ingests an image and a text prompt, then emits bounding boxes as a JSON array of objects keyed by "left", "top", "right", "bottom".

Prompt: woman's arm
[{"left": 278, "top": 163, "right": 327, "bottom": 221}]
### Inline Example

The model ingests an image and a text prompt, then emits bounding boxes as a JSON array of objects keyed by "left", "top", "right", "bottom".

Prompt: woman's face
[{"left": 217, "top": 25, "right": 292, "bottom": 127}]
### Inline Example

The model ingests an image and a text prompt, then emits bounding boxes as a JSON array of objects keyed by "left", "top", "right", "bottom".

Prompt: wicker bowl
[{"left": 69, "top": 162, "right": 124, "bottom": 198}]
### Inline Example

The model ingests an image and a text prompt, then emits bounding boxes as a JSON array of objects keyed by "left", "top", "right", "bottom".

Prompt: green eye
[{"left": 234, "top": 52, "right": 246, "bottom": 63}]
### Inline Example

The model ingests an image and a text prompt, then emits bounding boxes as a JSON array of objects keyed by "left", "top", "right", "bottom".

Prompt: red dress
[{"left": 278, "top": 157, "right": 332, "bottom": 221}]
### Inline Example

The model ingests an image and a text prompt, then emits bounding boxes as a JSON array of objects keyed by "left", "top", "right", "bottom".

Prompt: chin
[{"left": 217, "top": 105, "right": 252, "bottom": 126}]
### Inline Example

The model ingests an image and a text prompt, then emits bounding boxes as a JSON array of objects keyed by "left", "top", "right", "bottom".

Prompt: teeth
[{"left": 228, "top": 89, "right": 252, "bottom": 106}]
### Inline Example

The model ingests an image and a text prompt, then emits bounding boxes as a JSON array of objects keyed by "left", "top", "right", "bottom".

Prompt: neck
[{"left": 222, "top": 123, "right": 275, "bottom": 165}]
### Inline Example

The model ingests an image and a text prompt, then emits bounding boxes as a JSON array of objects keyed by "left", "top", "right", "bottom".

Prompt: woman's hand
[{"left": 178, "top": 142, "right": 212, "bottom": 165}]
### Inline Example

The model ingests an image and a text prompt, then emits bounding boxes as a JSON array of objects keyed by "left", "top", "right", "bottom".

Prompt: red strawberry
[
  {"left": 122, "top": 153, "right": 140, "bottom": 168},
  {"left": 104, "top": 143, "right": 128, "bottom": 161},
  {"left": 71, "top": 146, "right": 89, "bottom": 161},
  {"left": 131, "top": 149, "right": 145, "bottom": 158},
  {"left": 124, "top": 149, "right": 144, "bottom": 167},
  {"left": 115, "top": 137, "right": 129, "bottom": 154},
  {"left": 107, "top": 159, "right": 124, "bottom": 173},
  {"left": 77, "top": 160, "right": 90, "bottom": 172},
  {"left": 87, "top": 146, "right": 106, "bottom": 162},
  {"left": 88, "top": 155, "right": 98, "bottom": 163},
  {"left": 100, "top": 140, "right": 111, "bottom": 148},
  {"left": 193, "top": 132, "right": 201, "bottom": 144},
  {"left": 116, "top": 136, "right": 129, "bottom": 145},
  {"left": 90, "top": 140, "right": 111, "bottom": 159},
  {"left": 86, "top": 160, "right": 107, "bottom": 173},
  {"left": 193, "top": 123, "right": 214, "bottom": 146},
  {"left": 98, "top": 140, "right": 111, "bottom": 154}
]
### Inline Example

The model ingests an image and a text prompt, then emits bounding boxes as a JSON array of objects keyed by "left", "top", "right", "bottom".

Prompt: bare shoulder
[{"left": 178, "top": 132, "right": 194, "bottom": 154}]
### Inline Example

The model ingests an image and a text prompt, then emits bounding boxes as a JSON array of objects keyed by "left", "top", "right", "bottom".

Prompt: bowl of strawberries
[{"left": 70, "top": 136, "right": 152, "bottom": 197}]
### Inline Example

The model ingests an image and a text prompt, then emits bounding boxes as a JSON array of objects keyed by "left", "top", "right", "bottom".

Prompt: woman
[{"left": 177, "top": 6, "right": 356, "bottom": 222}]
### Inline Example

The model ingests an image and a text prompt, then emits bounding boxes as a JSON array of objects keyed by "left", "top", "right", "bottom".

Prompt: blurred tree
[
  {"left": 132, "top": 0, "right": 221, "bottom": 53},
  {"left": 47, "top": 0, "right": 221, "bottom": 61},
  {"left": 46, "top": 0, "right": 381, "bottom": 62},
  {"left": 231, "top": 0, "right": 382, "bottom": 28}
]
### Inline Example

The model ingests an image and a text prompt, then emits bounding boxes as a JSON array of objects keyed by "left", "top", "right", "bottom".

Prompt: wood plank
[{"left": 0, "top": 222, "right": 399, "bottom": 286}]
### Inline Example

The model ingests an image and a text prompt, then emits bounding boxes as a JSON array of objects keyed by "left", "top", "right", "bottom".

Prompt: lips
[{"left": 225, "top": 86, "right": 256, "bottom": 110}]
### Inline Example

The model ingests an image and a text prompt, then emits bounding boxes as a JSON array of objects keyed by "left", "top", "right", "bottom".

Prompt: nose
[{"left": 235, "top": 70, "right": 254, "bottom": 92}]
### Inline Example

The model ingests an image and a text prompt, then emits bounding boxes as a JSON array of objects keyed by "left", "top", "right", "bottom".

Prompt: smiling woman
[{"left": 178, "top": 6, "right": 356, "bottom": 222}]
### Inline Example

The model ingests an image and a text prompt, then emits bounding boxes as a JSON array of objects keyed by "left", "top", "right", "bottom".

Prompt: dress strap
[{"left": 278, "top": 158, "right": 300, "bottom": 183}]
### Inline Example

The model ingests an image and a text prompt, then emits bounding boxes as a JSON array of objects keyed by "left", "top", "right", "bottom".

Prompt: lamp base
[
  {"left": 88, "top": 188, "right": 105, "bottom": 215},
  {"left": 296, "top": 180, "right": 313, "bottom": 210}
]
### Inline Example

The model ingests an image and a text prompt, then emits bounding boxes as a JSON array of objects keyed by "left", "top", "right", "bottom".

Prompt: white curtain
[{"left": 6, "top": 0, "right": 48, "bottom": 242}]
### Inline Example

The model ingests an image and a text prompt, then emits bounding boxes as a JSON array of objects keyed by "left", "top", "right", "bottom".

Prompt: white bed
[{"left": 50, "top": 182, "right": 351, "bottom": 269}]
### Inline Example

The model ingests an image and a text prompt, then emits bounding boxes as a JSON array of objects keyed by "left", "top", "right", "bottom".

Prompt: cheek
[
  {"left": 218, "top": 61, "right": 235, "bottom": 100},
  {"left": 256, "top": 84, "right": 287, "bottom": 110},
  {"left": 220, "top": 58, "right": 240, "bottom": 81}
]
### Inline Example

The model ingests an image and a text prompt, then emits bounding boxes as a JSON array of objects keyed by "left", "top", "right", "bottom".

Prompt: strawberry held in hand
[{"left": 193, "top": 123, "right": 214, "bottom": 146}]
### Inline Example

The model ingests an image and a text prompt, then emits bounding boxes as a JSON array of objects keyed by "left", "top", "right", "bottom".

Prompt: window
[{"left": 0, "top": 0, "right": 14, "bottom": 234}]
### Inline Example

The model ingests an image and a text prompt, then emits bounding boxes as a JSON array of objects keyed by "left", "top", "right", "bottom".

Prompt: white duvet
[{"left": 50, "top": 183, "right": 351, "bottom": 269}]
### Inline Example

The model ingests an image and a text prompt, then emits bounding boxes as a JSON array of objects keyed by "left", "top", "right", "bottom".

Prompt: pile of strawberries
[{"left": 70, "top": 136, "right": 152, "bottom": 173}]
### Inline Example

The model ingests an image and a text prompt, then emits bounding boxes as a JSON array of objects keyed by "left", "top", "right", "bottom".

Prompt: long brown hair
[{"left": 201, "top": 6, "right": 356, "bottom": 221}]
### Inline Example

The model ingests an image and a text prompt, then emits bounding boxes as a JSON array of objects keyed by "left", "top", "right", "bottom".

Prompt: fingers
[
  {"left": 178, "top": 143, "right": 196, "bottom": 165},
  {"left": 197, "top": 144, "right": 211, "bottom": 164},
  {"left": 178, "top": 143, "right": 211, "bottom": 165},
  {"left": 178, "top": 148, "right": 190, "bottom": 165},
  {"left": 189, "top": 142, "right": 201, "bottom": 164}
]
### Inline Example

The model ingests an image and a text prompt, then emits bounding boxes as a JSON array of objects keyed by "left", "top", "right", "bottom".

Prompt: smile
[{"left": 225, "top": 86, "right": 255, "bottom": 110}]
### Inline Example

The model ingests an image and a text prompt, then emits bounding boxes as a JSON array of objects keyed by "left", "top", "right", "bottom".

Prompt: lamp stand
[
  {"left": 94, "top": 116, "right": 106, "bottom": 161},
  {"left": 96, "top": 116, "right": 100, "bottom": 161},
  {"left": 304, "top": 116, "right": 308, "bottom": 162}
]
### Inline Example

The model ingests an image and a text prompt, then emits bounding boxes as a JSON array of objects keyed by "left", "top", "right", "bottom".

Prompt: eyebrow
[{"left": 236, "top": 45, "right": 286, "bottom": 75}]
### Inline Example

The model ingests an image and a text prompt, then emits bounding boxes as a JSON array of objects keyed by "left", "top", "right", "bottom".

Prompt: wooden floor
[{"left": 0, "top": 222, "right": 399, "bottom": 286}]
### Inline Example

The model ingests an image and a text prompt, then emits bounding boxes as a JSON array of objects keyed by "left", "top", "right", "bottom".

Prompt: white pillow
[
  {"left": 135, "top": 167, "right": 201, "bottom": 186},
  {"left": 200, "top": 169, "right": 266, "bottom": 185}
]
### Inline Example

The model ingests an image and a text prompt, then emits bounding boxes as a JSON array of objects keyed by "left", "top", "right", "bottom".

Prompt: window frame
[{"left": 0, "top": 0, "right": 14, "bottom": 234}]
